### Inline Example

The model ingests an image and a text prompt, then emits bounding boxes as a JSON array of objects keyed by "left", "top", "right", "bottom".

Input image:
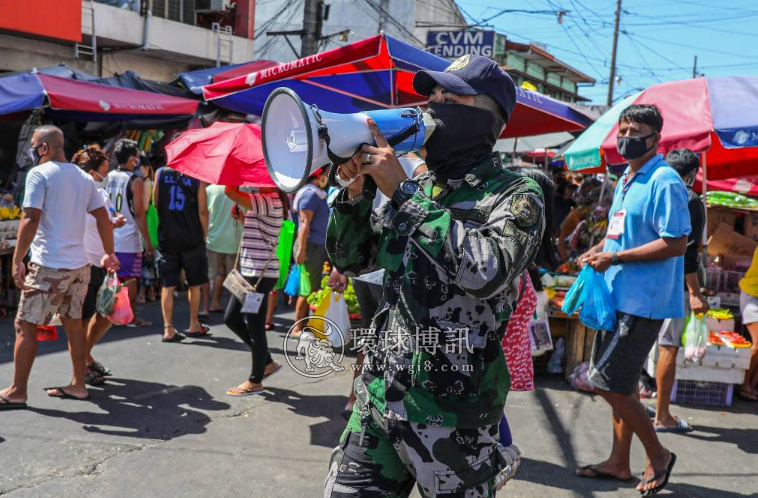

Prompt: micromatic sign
[{"left": 427, "top": 30, "right": 495, "bottom": 58}]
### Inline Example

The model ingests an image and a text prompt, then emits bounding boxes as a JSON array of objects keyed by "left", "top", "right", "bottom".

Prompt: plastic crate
[{"left": 671, "top": 379, "right": 733, "bottom": 407}]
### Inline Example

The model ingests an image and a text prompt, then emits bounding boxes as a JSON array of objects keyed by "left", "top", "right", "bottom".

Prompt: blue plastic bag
[
  {"left": 561, "top": 265, "right": 592, "bottom": 316},
  {"left": 284, "top": 264, "right": 301, "bottom": 297},
  {"left": 578, "top": 269, "right": 617, "bottom": 331}
]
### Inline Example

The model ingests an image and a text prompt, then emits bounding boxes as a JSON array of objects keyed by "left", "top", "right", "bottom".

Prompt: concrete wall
[
  {"left": 254, "top": 0, "right": 451, "bottom": 63},
  {"left": 412, "top": 0, "right": 466, "bottom": 48}
]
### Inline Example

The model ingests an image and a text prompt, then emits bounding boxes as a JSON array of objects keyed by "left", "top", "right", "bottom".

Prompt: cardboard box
[
  {"left": 707, "top": 223, "right": 757, "bottom": 257},
  {"left": 707, "top": 208, "right": 739, "bottom": 236}
]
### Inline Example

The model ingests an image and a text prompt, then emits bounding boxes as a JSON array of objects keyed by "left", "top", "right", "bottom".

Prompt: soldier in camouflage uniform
[{"left": 323, "top": 55, "right": 545, "bottom": 497}]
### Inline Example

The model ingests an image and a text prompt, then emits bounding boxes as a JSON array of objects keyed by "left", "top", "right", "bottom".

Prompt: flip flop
[
  {"left": 226, "top": 386, "right": 264, "bottom": 397},
  {"left": 737, "top": 390, "right": 758, "bottom": 402},
  {"left": 43, "top": 387, "right": 91, "bottom": 401},
  {"left": 126, "top": 318, "right": 153, "bottom": 328},
  {"left": 162, "top": 332, "right": 186, "bottom": 343},
  {"left": 87, "top": 361, "right": 112, "bottom": 377},
  {"left": 645, "top": 405, "right": 656, "bottom": 418},
  {"left": 263, "top": 363, "right": 283, "bottom": 380},
  {"left": 85, "top": 371, "right": 106, "bottom": 387},
  {"left": 198, "top": 313, "right": 210, "bottom": 322},
  {"left": 575, "top": 465, "right": 635, "bottom": 482},
  {"left": 655, "top": 418, "right": 693, "bottom": 434},
  {"left": 640, "top": 453, "right": 677, "bottom": 496},
  {"left": 184, "top": 324, "right": 211, "bottom": 337},
  {"left": 210, "top": 308, "right": 225, "bottom": 314},
  {"left": 265, "top": 322, "right": 275, "bottom": 331},
  {"left": 0, "top": 394, "right": 27, "bottom": 410}
]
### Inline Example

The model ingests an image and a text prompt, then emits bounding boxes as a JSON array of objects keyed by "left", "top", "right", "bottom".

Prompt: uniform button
[{"left": 398, "top": 222, "right": 408, "bottom": 233}]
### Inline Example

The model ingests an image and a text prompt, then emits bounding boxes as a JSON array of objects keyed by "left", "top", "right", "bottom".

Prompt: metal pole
[
  {"left": 512, "top": 137, "right": 519, "bottom": 166},
  {"left": 693, "top": 55, "right": 698, "bottom": 78},
  {"left": 702, "top": 152, "right": 708, "bottom": 264},
  {"left": 607, "top": 0, "right": 622, "bottom": 106}
]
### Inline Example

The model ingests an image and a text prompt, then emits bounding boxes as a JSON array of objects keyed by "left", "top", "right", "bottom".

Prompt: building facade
[{"left": 0, "top": 0, "right": 257, "bottom": 82}]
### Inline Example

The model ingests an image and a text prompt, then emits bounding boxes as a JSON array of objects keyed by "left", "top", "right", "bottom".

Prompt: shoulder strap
[{"left": 125, "top": 172, "right": 136, "bottom": 217}]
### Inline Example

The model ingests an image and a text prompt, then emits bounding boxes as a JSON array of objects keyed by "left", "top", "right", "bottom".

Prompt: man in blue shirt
[{"left": 576, "top": 105, "right": 689, "bottom": 496}]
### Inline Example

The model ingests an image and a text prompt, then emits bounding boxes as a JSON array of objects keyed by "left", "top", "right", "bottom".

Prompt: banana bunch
[{"left": 0, "top": 206, "right": 21, "bottom": 219}]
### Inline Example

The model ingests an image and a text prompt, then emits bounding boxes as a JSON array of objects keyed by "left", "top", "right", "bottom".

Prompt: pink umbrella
[{"left": 164, "top": 122, "right": 274, "bottom": 187}]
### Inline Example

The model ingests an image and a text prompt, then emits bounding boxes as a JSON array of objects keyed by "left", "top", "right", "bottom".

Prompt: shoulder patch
[{"left": 511, "top": 193, "right": 540, "bottom": 229}]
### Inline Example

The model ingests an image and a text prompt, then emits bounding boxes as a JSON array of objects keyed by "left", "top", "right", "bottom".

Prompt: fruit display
[
  {"left": 706, "top": 190, "right": 758, "bottom": 209},
  {"left": 0, "top": 200, "right": 21, "bottom": 250},
  {"left": 708, "top": 331, "right": 752, "bottom": 348},
  {"left": 307, "top": 276, "right": 361, "bottom": 317}
]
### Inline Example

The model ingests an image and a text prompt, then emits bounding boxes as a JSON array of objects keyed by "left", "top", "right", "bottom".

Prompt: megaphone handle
[{"left": 362, "top": 176, "right": 377, "bottom": 200}]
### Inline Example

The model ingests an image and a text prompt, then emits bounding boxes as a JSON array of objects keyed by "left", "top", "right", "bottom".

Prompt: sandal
[
  {"left": 184, "top": 324, "right": 211, "bottom": 337},
  {"left": 655, "top": 418, "right": 694, "bottom": 434},
  {"left": 198, "top": 313, "right": 210, "bottom": 322},
  {"left": 576, "top": 465, "right": 634, "bottom": 482},
  {"left": 126, "top": 317, "right": 153, "bottom": 328},
  {"left": 737, "top": 389, "right": 758, "bottom": 402},
  {"left": 43, "top": 387, "right": 90, "bottom": 401},
  {"left": 85, "top": 370, "right": 106, "bottom": 386},
  {"left": 162, "top": 326, "right": 186, "bottom": 343},
  {"left": 639, "top": 453, "right": 676, "bottom": 496},
  {"left": 265, "top": 322, "right": 275, "bottom": 331},
  {"left": 87, "top": 361, "right": 111, "bottom": 377},
  {"left": 0, "top": 394, "right": 27, "bottom": 410},
  {"left": 226, "top": 386, "right": 264, "bottom": 397}
]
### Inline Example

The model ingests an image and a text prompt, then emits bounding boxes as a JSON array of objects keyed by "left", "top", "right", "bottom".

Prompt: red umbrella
[
  {"left": 165, "top": 122, "right": 274, "bottom": 187},
  {"left": 693, "top": 173, "right": 758, "bottom": 196}
]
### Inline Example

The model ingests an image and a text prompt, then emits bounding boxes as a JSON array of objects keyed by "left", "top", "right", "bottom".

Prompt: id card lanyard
[{"left": 607, "top": 170, "right": 637, "bottom": 240}]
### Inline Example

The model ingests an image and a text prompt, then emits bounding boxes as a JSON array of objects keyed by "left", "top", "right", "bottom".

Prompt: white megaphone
[{"left": 261, "top": 88, "right": 436, "bottom": 193}]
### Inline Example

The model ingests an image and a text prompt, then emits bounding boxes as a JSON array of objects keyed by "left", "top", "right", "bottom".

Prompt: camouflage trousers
[{"left": 324, "top": 408, "right": 506, "bottom": 498}]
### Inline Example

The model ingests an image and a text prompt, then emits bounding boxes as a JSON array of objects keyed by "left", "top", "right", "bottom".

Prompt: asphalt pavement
[{"left": 0, "top": 295, "right": 756, "bottom": 497}]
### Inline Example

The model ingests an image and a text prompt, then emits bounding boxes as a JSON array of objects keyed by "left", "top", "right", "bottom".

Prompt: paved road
[{"left": 1, "top": 297, "right": 756, "bottom": 497}]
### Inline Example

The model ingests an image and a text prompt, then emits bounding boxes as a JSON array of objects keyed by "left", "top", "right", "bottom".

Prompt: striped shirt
[{"left": 240, "top": 192, "right": 282, "bottom": 278}]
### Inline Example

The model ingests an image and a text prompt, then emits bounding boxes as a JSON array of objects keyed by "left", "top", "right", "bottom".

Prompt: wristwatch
[
  {"left": 391, "top": 180, "right": 420, "bottom": 209},
  {"left": 611, "top": 252, "right": 622, "bottom": 265}
]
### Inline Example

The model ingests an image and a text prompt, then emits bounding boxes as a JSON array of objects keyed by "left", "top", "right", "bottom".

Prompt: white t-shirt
[
  {"left": 84, "top": 189, "right": 114, "bottom": 266},
  {"left": 23, "top": 161, "right": 105, "bottom": 269},
  {"left": 106, "top": 169, "right": 142, "bottom": 253}
]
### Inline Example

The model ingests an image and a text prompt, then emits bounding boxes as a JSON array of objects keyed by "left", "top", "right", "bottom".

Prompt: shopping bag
[
  {"left": 36, "top": 325, "right": 58, "bottom": 342},
  {"left": 109, "top": 285, "right": 134, "bottom": 325},
  {"left": 298, "top": 264, "right": 312, "bottom": 297},
  {"left": 96, "top": 270, "right": 120, "bottom": 317},
  {"left": 578, "top": 269, "right": 616, "bottom": 331},
  {"left": 683, "top": 312, "right": 708, "bottom": 363},
  {"left": 561, "top": 265, "right": 592, "bottom": 316},
  {"left": 275, "top": 220, "right": 295, "bottom": 290},
  {"left": 309, "top": 291, "right": 351, "bottom": 349},
  {"left": 146, "top": 204, "right": 159, "bottom": 248},
  {"left": 283, "top": 264, "right": 301, "bottom": 297}
]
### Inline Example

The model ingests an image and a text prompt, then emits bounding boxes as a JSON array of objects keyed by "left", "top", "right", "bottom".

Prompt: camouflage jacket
[{"left": 326, "top": 153, "right": 544, "bottom": 428}]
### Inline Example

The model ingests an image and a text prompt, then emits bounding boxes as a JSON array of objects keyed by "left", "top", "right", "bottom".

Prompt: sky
[{"left": 455, "top": 0, "right": 758, "bottom": 105}]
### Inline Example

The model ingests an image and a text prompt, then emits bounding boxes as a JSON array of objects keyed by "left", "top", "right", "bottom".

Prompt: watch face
[{"left": 402, "top": 181, "right": 419, "bottom": 195}]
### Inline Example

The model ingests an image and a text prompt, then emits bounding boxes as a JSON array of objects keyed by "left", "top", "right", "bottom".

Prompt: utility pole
[
  {"left": 379, "top": 0, "right": 389, "bottom": 33},
  {"left": 607, "top": 0, "right": 622, "bottom": 106},
  {"left": 301, "top": 0, "right": 323, "bottom": 57},
  {"left": 692, "top": 55, "right": 698, "bottom": 78}
]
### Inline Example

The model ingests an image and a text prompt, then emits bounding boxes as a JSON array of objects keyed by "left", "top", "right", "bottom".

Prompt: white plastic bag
[
  {"left": 683, "top": 312, "right": 708, "bottom": 363},
  {"left": 324, "top": 292, "right": 351, "bottom": 349}
]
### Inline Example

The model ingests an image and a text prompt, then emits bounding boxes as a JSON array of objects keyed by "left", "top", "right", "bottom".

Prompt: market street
[{"left": 1, "top": 299, "right": 755, "bottom": 498}]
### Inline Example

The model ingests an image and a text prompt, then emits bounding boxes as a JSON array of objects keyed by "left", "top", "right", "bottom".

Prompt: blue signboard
[{"left": 426, "top": 30, "right": 496, "bottom": 58}]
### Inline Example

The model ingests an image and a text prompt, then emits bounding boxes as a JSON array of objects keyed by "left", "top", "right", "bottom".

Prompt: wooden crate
[{"left": 564, "top": 320, "right": 595, "bottom": 381}]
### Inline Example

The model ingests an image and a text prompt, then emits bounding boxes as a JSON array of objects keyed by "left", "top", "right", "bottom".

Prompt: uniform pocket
[{"left": 411, "top": 322, "right": 488, "bottom": 398}]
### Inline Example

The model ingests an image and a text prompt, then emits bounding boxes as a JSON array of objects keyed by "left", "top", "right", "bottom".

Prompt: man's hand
[
  {"left": 12, "top": 260, "right": 26, "bottom": 290},
  {"left": 144, "top": 241, "right": 155, "bottom": 259},
  {"left": 101, "top": 253, "right": 120, "bottom": 272},
  {"left": 112, "top": 214, "right": 127, "bottom": 228},
  {"left": 338, "top": 118, "right": 408, "bottom": 199},
  {"left": 295, "top": 247, "right": 306, "bottom": 265},
  {"left": 690, "top": 292, "right": 710, "bottom": 315},
  {"left": 587, "top": 252, "right": 613, "bottom": 272},
  {"left": 577, "top": 245, "right": 602, "bottom": 269},
  {"left": 328, "top": 268, "right": 347, "bottom": 293}
]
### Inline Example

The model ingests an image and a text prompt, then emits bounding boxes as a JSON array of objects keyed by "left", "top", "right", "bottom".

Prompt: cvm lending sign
[{"left": 427, "top": 30, "right": 496, "bottom": 58}]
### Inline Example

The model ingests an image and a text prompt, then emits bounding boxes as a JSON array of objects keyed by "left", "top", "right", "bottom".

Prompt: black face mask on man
[
  {"left": 617, "top": 133, "right": 656, "bottom": 160},
  {"left": 29, "top": 144, "right": 44, "bottom": 166},
  {"left": 423, "top": 102, "right": 503, "bottom": 183}
]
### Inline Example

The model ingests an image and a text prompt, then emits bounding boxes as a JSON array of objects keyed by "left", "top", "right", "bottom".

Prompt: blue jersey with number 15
[{"left": 155, "top": 167, "right": 204, "bottom": 252}]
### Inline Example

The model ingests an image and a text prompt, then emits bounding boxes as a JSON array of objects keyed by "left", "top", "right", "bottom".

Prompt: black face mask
[
  {"left": 423, "top": 102, "right": 502, "bottom": 183},
  {"left": 617, "top": 133, "right": 656, "bottom": 160}
]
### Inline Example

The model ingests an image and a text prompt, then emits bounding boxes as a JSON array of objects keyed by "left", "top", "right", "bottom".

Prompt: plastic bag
[
  {"left": 109, "top": 285, "right": 134, "bottom": 325},
  {"left": 561, "top": 265, "right": 591, "bottom": 316},
  {"left": 578, "top": 269, "right": 616, "bottom": 331},
  {"left": 684, "top": 312, "right": 708, "bottom": 363},
  {"left": 308, "top": 290, "right": 351, "bottom": 348},
  {"left": 284, "top": 264, "right": 301, "bottom": 297},
  {"left": 146, "top": 204, "right": 159, "bottom": 249},
  {"left": 298, "top": 264, "right": 312, "bottom": 297},
  {"left": 36, "top": 325, "right": 58, "bottom": 342},
  {"left": 275, "top": 220, "right": 296, "bottom": 290},
  {"left": 96, "top": 270, "right": 120, "bottom": 317}
]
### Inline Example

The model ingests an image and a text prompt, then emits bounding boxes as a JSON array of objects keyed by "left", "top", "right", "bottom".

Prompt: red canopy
[
  {"left": 164, "top": 122, "right": 273, "bottom": 187},
  {"left": 40, "top": 74, "right": 198, "bottom": 119},
  {"left": 693, "top": 173, "right": 758, "bottom": 196},
  {"left": 212, "top": 60, "right": 281, "bottom": 83}
]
